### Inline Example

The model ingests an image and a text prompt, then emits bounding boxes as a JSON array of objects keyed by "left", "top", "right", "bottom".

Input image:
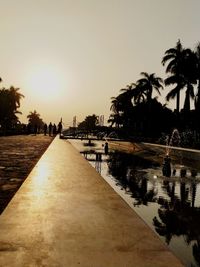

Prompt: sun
[{"left": 27, "top": 66, "right": 64, "bottom": 101}]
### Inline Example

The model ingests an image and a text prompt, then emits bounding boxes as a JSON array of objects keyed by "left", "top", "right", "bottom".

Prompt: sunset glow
[
  {"left": 1, "top": 0, "right": 200, "bottom": 125},
  {"left": 26, "top": 66, "right": 65, "bottom": 101}
]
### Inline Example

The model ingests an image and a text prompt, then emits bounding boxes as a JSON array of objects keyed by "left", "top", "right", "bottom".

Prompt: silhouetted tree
[
  {"left": 162, "top": 40, "right": 186, "bottom": 113},
  {"left": 27, "top": 110, "right": 44, "bottom": 132},
  {"left": 137, "top": 72, "right": 163, "bottom": 102},
  {"left": 0, "top": 86, "right": 24, "bottom": 133},
  {"left": 78, "top": 114, "right": 98, "bottom": 132},
  {"left": 194, "top": 42, "right": 200, "bottom": 113}
]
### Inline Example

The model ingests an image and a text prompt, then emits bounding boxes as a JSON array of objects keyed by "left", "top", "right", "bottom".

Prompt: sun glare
[{"left": 27, "top": 66, "right": 65, "bottom": 101}]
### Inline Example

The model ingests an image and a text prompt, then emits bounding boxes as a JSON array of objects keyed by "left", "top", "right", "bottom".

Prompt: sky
[{"left": 0, "top": 0, "right": 200, "bottom": 127}]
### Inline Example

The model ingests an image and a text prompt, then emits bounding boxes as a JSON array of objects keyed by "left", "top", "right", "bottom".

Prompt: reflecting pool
[{"left": 69, "top": 139, "right": 200, "bottom": 267}]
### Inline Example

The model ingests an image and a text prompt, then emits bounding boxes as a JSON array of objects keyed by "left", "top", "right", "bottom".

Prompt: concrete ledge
[{"left": 0, "top": 137, "right": 183, "bottom": 266}]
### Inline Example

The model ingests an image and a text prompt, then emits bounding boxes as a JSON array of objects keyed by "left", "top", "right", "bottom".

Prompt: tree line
[
  {"left": 108, "top": 40, "right": 200, "bottom": 142},
  {"left": 0, "top": 79, "right": 44, "bottom": 135}
]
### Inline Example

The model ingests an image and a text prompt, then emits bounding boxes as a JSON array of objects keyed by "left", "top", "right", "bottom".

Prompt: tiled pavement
[{"left": 0, "top": 135, "right": 54, "bottom": 213}]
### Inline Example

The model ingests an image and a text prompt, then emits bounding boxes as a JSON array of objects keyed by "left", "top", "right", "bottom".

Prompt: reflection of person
[{"left": 104, "top": 142, "right": 109, "bottom": 155}]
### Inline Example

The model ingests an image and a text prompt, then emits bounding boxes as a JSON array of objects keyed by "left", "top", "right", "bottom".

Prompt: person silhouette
[
  {"left": 53, "top": 124, "right": 57, "bottom": 135},
  {"left": 104, "top": 142, "right": 109, "bottom": 155},
  {"left": 57, "top": 121, "right": 62, "bottom": 135},
  {"left": 48, "top": 122, "right": 52, "bottom": 136},
  {"left": 43, "top": 123, "right": 47, "bottom": 136}
]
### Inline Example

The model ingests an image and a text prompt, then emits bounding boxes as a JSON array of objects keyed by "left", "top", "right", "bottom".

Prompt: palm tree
[
  {"left": 0, "top": 87, "right": 24, "bottom": 131},
  {"left": 8, "top": 86, "right": 24, "bottom": 110},
  {"left": 162, "top": 39, "right": 194, "bottom": 113},
  {"left": 110, "top": 97, "right": 123, "bottom": 128},
  {"left": 165, "top": 75, "right": 185, "bottom": 106},
  {"left": 27, "top": 110, "right": 43, "bottom": 128},
  {"left": 195, "top": 42, "right": 200, "bottom": 112},
  {"left": 110, "top": 96, "right": 121, "bottom": 114},
  {"left": 132, "top": 83, "right": 146, "bottom": 105},
  {"left": 119, "top": 84, "right": 135, "bottom": 113},
  {"left": 182, "top": 49, "right": 197, "bottom": 112},
  {"left": 137, "top": 72, "right": 163, "bottom": 102}
]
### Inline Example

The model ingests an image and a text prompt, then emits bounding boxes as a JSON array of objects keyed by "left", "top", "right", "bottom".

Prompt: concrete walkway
[{"left": 0, "top": 137, "right": 183, "bottom": 267}]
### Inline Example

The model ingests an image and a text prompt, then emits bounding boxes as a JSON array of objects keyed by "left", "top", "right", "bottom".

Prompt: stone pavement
[
  {"left": 0, "top": 135, "right": 54, "bottom": 213},
  {"left": 0, "top": 137, "right": 184, "bottom": 267}
]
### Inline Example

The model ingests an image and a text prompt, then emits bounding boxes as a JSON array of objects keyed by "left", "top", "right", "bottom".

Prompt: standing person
[
  {"left": 104, "top": 142, "right": 109, "bottom": 155},
  {"left": 48, "top": 122, "right": 52, "bottom": 136},
  {"left": 57, "top": 121, "right": 63, "bottom": 135},
  {"left": 43, "top": 123, "right": 47, "bottom": 136},
  {"left": 53, "top": 124, "right": 57, "bottom": 135}
]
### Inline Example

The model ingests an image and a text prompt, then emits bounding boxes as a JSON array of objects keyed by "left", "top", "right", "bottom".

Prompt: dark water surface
[{"left": 70, "top": 139, "right": 200, "bottom": 267}]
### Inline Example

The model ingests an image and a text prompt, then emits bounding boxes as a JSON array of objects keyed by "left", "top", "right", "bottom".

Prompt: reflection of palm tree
[
  {"left": 193, "top": 239, "right": 200, "bottom": 266},
  {"left": 153, "top": 180, "right": 200, "bottom": 266},
  {"left": 129, "top": 176, "right": 157, "bottom": 206},
  {"left": 191, "top": 182, "right": 197, "bottom": 208},
  {"left": 180, "top": 182, "right": 189, "bottom": 206},
  {"left": 108, "top": 152, "right": 157, "bottom": 206}
]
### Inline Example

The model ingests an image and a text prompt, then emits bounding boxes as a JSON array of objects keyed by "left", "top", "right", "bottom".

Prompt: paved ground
[
  {"left": 0, "top": 134, "right": 54, "bottom": 213},
  {"left": 0, "top": 137, "right": 183, "bottom": 266}
]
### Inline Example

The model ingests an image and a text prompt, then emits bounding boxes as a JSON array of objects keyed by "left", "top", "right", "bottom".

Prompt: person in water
[
  {"left": 162, "top": 155, "right": 171, "bottom": 177},
  {"left": 104, "top": 142, "right": 109, "bottom": 155}
]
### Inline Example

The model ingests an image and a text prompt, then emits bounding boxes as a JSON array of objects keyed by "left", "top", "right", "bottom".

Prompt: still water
[{"left": 69, "top": 139, "right": 200, "bottom": 267}]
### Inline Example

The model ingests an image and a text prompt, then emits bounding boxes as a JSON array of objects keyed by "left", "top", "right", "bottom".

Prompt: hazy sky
[{"left": 0, "top": 0, "right": 200, "bottom": 126}]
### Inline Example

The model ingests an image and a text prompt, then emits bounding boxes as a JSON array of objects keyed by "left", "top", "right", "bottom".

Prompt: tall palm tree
[
  {"left": 195, "top": 42, "right": 200, "bottom": 112},
  {"left": 165, "top": 75, "right": 185, "bottom": 105},
  {"left": 137, "top": 72, "right": 163, "bottom": 102},
  {"left": 162, "top": 39, "right": 194, "bottom": 113},
  {"left": 182, "top": 49, "right": 197, "bottom": 111}
]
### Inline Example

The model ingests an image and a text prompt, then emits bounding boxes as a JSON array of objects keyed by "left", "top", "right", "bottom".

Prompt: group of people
[{"left": 43, "top": 121, "right": 62, "bottom": 136}]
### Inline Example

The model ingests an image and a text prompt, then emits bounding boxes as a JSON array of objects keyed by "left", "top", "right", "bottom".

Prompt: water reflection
[
  {"left": 153, "top": 179, "right": 200, "bottom": 266},
  {"left": 107, "top": 151, "right": 200, "bottom": 267},
  {"left": 69, "top": 139, "right": 200, "bottom": 267},
  {"left": 108, "top": 152, "right": 159, "bottom": 206}
]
